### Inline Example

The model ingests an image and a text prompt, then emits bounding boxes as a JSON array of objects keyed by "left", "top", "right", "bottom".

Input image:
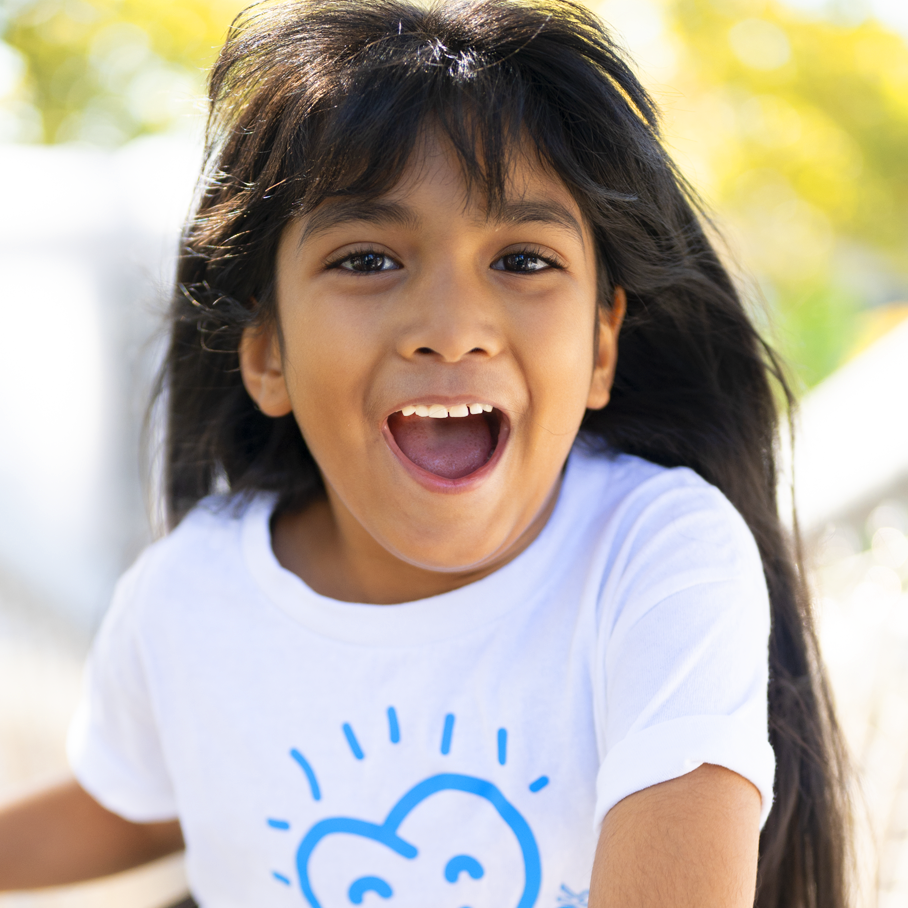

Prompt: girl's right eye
[{"left": 330, "top": 251, "right": 401, "bottom": 273}]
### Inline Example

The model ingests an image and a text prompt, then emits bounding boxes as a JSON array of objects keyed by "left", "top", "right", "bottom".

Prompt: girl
[{"left": 0, "top": 1, "right": 849, "bottom": 906}]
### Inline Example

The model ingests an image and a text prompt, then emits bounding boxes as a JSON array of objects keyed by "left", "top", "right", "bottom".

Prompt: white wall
[
  {"left": 0, "top": 135, "right": 200, "bottom": 628},
  {"left": 780, "top": 316, "right": 908, "bottom": 536}
]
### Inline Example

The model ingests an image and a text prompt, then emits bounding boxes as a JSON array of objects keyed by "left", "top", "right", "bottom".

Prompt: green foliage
[
  {"left": 776, "top": 283, "right": 862, "bottom": 391},
  {"left": 1, "top": 0, "right": 243, "bottom": 143},
  {"left": 662, "top": 0, "right": 908, "bottom": 384}
]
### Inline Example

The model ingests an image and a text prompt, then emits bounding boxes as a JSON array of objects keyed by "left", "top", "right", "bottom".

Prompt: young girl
[{"left": 0, "top": 1, "right": 849, "bottom": 905}]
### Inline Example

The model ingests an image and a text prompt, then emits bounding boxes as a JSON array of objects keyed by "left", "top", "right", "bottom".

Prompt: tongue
[{"left": 389, "top": 413, "right": 494, "bottom": 479}]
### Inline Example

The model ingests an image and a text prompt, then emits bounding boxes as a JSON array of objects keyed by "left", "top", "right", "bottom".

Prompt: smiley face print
[{"left": 266, "top": 709, "right": 549, "bottom": 907}]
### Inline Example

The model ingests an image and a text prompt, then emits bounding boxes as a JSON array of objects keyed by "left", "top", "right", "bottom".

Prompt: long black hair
[{"left": 159, "top": 2, "right": 851, "bottom": 904}]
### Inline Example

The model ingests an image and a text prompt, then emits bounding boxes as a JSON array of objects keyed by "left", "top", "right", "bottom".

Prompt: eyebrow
[
  {"left": 299, "top": 198, "right": 421, "bottom": 245},
  {"left": 298, "top": 196, "right": 585, "bottom": 245},
  {"left": 493, "top": 198, "right": 584, "bottom": 244}
]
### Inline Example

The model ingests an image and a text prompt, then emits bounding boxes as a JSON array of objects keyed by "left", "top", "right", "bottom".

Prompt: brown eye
[
  {"left": 492, "top": 253, "right": 553, "bottom": 273},
  {"left": 339, "top": 252, "right": 398, "bottom": 273}
]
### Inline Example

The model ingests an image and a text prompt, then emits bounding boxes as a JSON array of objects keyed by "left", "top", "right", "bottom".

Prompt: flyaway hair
[{"left": 157, "top": 2, "right": 851, "bottom": 905}]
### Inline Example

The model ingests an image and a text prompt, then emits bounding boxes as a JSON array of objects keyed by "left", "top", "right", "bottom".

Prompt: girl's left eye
[
  {"left": 333, "top": 251, "right": 400, "bottom": 273},
  {"left": 491, "top": 252, "right": 558, "bottom": 273}
]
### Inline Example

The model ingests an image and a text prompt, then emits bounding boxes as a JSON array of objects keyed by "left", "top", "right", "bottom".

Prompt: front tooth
[
  {"left": 401, "top": 405, "right": 417, "bottom": 416},
  {"left": 449, "top": 404, "right": 469, "bottom": 417},
  {"left": 468, "top": 404, "right": 484, "bottom": 415},
  {"left": 428, "top": 404, "right": 449, "bottom": 418},
  {"left": 481, "top": 404, "right": 493, "bottom": 413},
  {"left": 415, "top": 405, "right": 430, "bottom": 417}
]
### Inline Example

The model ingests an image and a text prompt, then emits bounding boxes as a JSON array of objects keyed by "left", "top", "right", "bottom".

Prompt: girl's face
[{"left": 240, "top": 133, "right": 623, "bottom": 601}]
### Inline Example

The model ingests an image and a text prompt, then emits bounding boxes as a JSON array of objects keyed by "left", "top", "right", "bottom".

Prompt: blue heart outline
[{"left": 296, "top": 772, "right": 541, "bottom": 907}]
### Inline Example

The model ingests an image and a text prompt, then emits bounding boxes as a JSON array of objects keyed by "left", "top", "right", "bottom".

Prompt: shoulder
[
  {"left": 562, "top": 446, "right": 764, "bottom": 603},
  {"left": 566, "top": 445, "right": 754, "bottom": 549},
  {"left": 108, "top": 493, "right": 273, "bottom": 628}
]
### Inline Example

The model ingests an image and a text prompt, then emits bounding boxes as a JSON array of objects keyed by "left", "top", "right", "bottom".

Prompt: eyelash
[
  {"left": 324, "top": 246, "right": 565, "bottom": 273},
  {"left": 494, "top": 245, "right": 564, "bottom": 272},
  {"left": 324, "top": 247, "right": 400, "bottom": 273}
]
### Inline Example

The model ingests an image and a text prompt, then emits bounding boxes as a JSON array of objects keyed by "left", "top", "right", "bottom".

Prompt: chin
[{"left": 384, "top": 530, "right": 508, "bottom": 575}]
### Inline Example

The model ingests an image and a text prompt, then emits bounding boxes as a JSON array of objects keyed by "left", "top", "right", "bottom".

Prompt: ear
[
  {"left": 586, "top": 286, "right": 626, "bottom": 411},
  {"left": 238, "top": 323, "right": 293, "bottom": 417}
]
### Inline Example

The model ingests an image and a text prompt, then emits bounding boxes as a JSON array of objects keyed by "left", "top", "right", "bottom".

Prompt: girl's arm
[
  {"left": 590, "top": 763, "right": 761, "bottom": 907},
  {"left": 0, "top": 778, "right": 183, "bottom": 891}
]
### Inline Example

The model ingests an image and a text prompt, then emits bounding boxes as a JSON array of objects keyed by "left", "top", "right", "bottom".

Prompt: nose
[{"left": 395, "top": 264, "right": 504, "bottom": 363}]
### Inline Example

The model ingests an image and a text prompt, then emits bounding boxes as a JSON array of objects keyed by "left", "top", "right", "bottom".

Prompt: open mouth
[{"left": 386, "top": 403, "right": 505, "bottom": 480}]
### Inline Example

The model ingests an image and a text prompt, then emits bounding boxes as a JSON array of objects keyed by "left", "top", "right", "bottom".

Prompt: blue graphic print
[
  {"left": 296, "top": 773, "right": 540, "bottom": 907},
  {"left": 269, "top": 708, "right": 548, "bottom": 907},
  {"left": 444, "top": 855, "right": 484, "bottom": 882},
  {"left": 556, "top": 884, "right": 589, "bottom": 907},
  {"left": 348, "top": 876, "right": 393, "bottom": 903}
]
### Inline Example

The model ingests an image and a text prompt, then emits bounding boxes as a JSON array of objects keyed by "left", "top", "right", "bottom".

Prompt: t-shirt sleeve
[
  {"left": 67, "top": 555, "right": 178, "bottom": 822},
  {"left": 593, "top": 478, "right": 775, "bottom": 829}
]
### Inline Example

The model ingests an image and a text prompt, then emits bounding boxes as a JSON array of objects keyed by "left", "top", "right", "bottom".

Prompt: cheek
[
  {"left": 516, "top": 301, "right": 597, "bottom": 414},
  {"left": 279, "top": 301, "right": 375, "bottom": 420},
  {"left": 276, "top": 333, "right": 347, "bottom": 467}
]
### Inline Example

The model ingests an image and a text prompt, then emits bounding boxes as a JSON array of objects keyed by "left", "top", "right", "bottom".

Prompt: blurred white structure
[
  {"left": 0, "top": 135, "right": 200, "bottom": 907},
  {"left": 790, "top": 317, "right": 908, "bottom": 537},
  {"left": 786, "top": 321, "right": 908, "bottom": 907},
  {"left": 0, "top": 136, "right": 200, "bottom": 629}
]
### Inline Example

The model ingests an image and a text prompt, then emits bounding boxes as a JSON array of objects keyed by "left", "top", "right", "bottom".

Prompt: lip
[{"left": 381, "top": 400, "right": 511, "bottom": 493}]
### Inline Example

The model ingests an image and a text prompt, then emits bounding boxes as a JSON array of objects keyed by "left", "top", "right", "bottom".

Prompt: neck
[{"left": 270, "top": 483, "right": 560, "bottom": 605}]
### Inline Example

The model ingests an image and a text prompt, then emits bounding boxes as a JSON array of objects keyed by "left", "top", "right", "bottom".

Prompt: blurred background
[{"left": 0, "top": 0, "right": 906, "bottom": 904}]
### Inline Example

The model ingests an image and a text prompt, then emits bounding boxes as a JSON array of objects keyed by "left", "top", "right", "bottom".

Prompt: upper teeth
[{"left": 400, "top": 403, "right": 493, "bottom": 418}]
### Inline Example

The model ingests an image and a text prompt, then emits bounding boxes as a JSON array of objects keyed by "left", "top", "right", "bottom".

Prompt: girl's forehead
[
  {"left": 406, "top": 131, "right": 574, "bottom": 199},
  {"left": 300, "top": 130, "right": 588, "bottom": 239},
  {"left": 291, "top": 157, "right": 589, "bottom": 257}
]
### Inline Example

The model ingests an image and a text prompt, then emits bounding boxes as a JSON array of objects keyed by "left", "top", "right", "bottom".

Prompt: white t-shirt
[{"left": 68, "top": 447, "right": 774, "bottom": 908}]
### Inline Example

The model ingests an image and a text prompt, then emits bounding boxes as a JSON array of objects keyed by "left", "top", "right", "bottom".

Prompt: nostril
[{"left": 415, "top": 347, "right": 434, "bottom": 354}]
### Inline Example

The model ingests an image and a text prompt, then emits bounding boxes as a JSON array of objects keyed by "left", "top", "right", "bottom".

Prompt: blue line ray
[
  {"left": 441, "top": 713, "right": 455, "bottom": 755},
  {"left": 343, "top": 722, "right": 365, "bottom": 760},
  {"left": 272, "top": 871, "right": 291, "bottom": 885},
  {"left": 290, "top": 748, "right": 322, "bottom": 801},
  {"left": 497, "top": 728, "right": 508, "bottom": 765},
  {"left": 529, "top": 776, "right": 549, "bottom": 793},
  {"left": 388, "top": 707, "right": 400, "bottom": 744},
  {"left": 267, "top": 818, "right": 291, "bottom": 830}
]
